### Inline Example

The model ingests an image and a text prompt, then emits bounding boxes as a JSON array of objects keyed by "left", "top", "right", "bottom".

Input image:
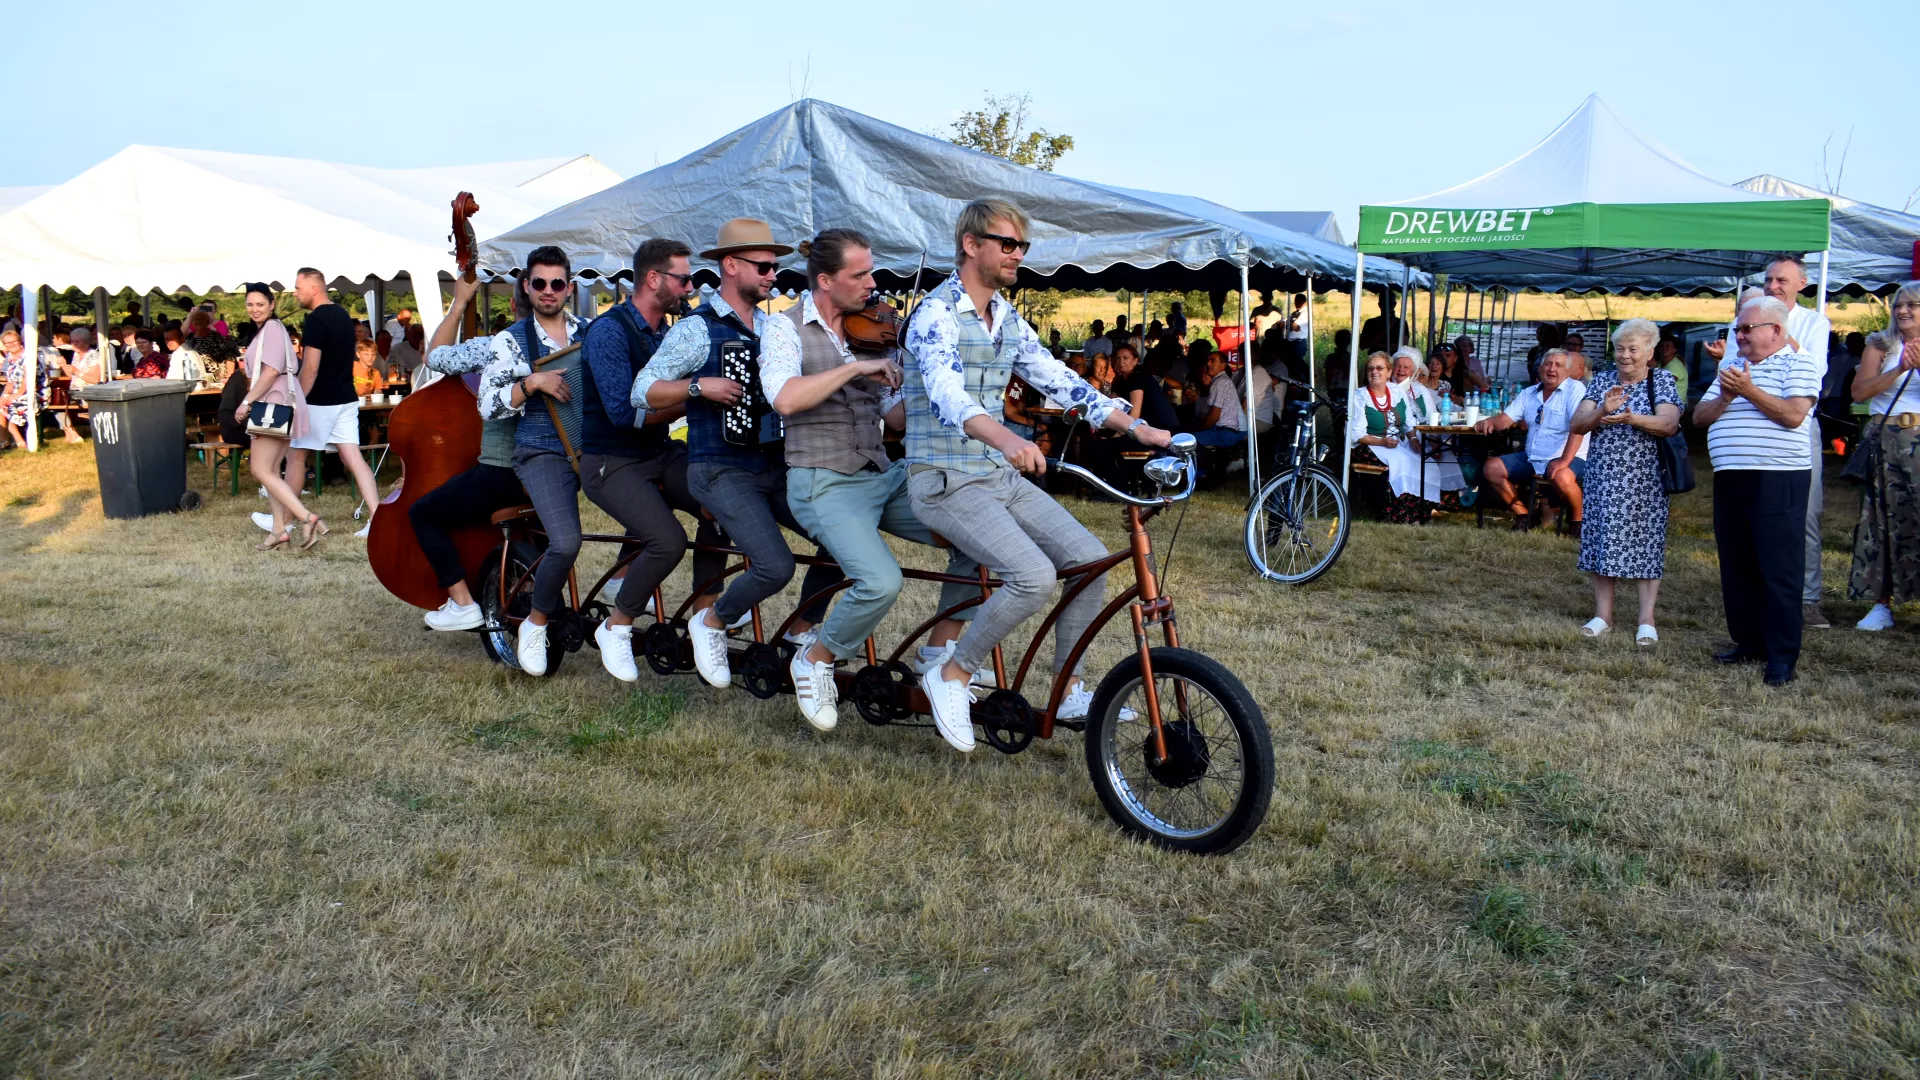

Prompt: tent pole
[
  {"left": 1425, "top": 273, "right": 1437, "bottom": 356},
  {"left": 1305, "top": 274, "right": 1316, "bottom": 449},
  {"left": 1342, "top": 253, "right": 1364, "bottom": 493},
  {"left": 142, "top": 290, "right": 153, "bottom": 330},
  {"left": 21, "top": 285, "right": 38, "bottom": 453},
  {"left": 1240, "top": 260, "right": 1257, "bottom": 497},
  {"left": 92, "top": 288, "right": 110, "bottom": 380},
  {"left": 1816, "top": 249, "right": 1830, "bottom": 316},
  {"left": 1400, "top": 261, "right": 1412, "bottom": 352}
]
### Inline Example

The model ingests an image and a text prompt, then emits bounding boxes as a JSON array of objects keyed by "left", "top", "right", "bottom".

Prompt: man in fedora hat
[{"left": 633, "top": 218, "right": 842, "bottom": 690}]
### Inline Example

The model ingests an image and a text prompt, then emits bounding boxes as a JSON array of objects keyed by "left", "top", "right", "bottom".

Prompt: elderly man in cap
[
  {"left": 1706, "top": 255, "right": 1833, "bottom": 629},
  {"left": 633, "top": 219, "right": 842, "bottom": 690}
]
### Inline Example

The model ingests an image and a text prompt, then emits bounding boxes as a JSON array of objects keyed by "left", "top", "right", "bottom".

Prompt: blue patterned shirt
[
  {"left": 904, "top": 273, "right": 1123, "bottom": 431},
  {"left": 630, "top": 293, "right": 767, "bottom": 416}
]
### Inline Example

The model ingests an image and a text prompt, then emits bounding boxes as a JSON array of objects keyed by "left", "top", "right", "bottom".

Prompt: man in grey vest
[
  {"left": 903, "top": 198, "right": 1175, "bottom": 752},
  {"left": 762, "top": 228, "right": 979, "bottom": 732}
]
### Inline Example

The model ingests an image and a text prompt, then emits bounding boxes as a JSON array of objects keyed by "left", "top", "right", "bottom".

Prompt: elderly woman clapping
[
  {"left": 1849, "top": 280, "right": 1920, "bottom": 631},
  {"left": 1566, "top": 318, "right": 1682, "bottom": 642}
]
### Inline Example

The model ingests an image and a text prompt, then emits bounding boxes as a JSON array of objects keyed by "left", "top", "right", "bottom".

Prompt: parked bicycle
[{"left": 1244, "top": 377, "right": 1351, "bottom": 585}]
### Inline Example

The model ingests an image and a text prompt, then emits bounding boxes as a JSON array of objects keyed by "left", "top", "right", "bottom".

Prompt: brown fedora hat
[{"left": 701, "top": 217, "right": 794, "bottom": 261}]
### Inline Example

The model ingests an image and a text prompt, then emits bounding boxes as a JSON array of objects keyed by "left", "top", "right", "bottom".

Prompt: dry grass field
[{"left": 1, "top": 441, "right": 1917, "bottom": 1077}]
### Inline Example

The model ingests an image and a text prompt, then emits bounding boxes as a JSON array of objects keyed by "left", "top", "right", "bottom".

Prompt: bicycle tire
[
  {"left": 479, "top": 541, "right": 566, "bottom": 676},
  {"left": 1244, "top": 464, "right": 1349, "bottom": 586},
  {"left": 1084, "top": 647, "right": 1273, "bottom": 855}
]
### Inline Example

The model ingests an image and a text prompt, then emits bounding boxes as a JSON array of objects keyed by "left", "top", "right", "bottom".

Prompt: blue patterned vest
[
  {"left": 903, "top": 288, "right": 1014, "bottom": 475},
  {"left": 684, "top": 306, "right": 777, "bottom": 472}
]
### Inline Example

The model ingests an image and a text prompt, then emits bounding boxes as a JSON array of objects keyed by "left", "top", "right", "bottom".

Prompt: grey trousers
[
  {"left": 1805, "top": 417, "right": 1824, "bottom": 603},
  {"left": 580, "top": 443, "right": 725, "bottom": 620},
  {"left": 687, "top": 460, "right": 840, "bottom": 627},
  {"left": 512, "top": 448, "right": 583, "bottom": 616},
  {"left": 906, "top": 465, "right": 1108, "bottom": 676}
]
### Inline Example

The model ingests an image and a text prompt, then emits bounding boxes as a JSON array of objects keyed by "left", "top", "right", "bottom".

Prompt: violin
[
  {"left": 843, "top": 293, "right": 904, "bottom": 353},
  {"left": 365, "top": 192, "right": 496, "bottom": 610}
]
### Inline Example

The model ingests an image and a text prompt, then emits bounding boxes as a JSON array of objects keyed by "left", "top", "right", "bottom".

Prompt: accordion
[{"left": 719, "top": 340, "right": 783, "bottom": 449}]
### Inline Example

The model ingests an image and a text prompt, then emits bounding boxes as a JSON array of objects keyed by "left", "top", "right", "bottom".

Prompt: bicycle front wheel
[{"left": 1244, "top": 465, "right": 1349, "bottom": 585}]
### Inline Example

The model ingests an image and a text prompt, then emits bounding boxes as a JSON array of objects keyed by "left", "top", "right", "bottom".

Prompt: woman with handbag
[
  {"left": 1847, "top": 283, "right": 1920, "bottom": 631},
  {"left": 232, "top": 283, "right": 324, "bottom": 550},
  {"left": 1567, "top": 318, "right": 1683, "bottom": 643}
]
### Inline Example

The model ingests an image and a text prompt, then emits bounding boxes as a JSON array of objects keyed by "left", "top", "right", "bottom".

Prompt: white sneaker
[
  {"left": 913, "top": 642, "right": 985, "bottom": 685},
  {"left": 919, "top": 665, "right": 976, "bottom": 753},
  {"left": 252, "top": 511, "right": 274, "bottom": 532},
  {"left": 790, "top": 647, "right": 839, "bottom": 731},
  {"left": 516, "top": 620, "right": 550, "bottom": 677},
  {"left": 257, "top": 485, "right": 269, "bottom": 500},
  {"left": 689, "top": 607, "right": 732, "bottom": 687},
  {"left": 1056, "top": 682, "right": 1095, "bottom": 721},
  {"left": 1856, "top": 603, "right": 1895, "bottom": 632},
  {"left": 783, "top": 626, "right": 818, "bottom": 649},
  {"left": 595, "top": 619, "right": 639, "bottom": 683},
  {"left": 353, "top": 524, "right": 371, "bottom": 539},
  {"left": 725, "top": 609, "right": 753, "bottom": 633},
  {"left": 424, "top": 598, "right": 483, "bottom": 631}
]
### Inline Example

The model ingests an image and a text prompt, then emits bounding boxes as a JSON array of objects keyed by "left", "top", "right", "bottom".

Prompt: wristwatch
[
  {"left": 688, "top": 379, "right": 703, "bottom": 400},
  {"left": 1127, "top": 417, "right": 1149, "bottom": 437}
]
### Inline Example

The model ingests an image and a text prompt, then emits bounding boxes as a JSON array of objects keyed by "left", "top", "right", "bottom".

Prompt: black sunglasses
[
  {"left": 728, "top": 255, "right": 780, "bottom": 276},
  {"left": 526, "top": 276, "right": 569, "bottom": 292},
  {"left": 976, "top": 231, "right": 1032, "bottom": 256},
  {"left": 653, "top": 269, "right": 694, "bottom": 286}
]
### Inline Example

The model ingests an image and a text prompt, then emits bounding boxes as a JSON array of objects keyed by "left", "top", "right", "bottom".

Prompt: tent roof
[
  {"left": 482, "top": 98, "right": 1413, "bottom": 292},
  {"left": 1735, "top": 175, "right": 1919, "bottom": 294},
  {"left": 1355, "top": 95, "right": 1829, "bottom": 288},
  {"left": 0, "top": 186, "right": 51, "bottom": 217},
  {"left": 1244, "top": 211, "right": 1344, "bottom": 247},
  {"left": 0, "top": 147, "right": 620, "bottom": 295}
]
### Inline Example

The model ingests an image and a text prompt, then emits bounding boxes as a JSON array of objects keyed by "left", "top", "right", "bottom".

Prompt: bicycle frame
[{"left": 480, "top": 436, "right": 1202, "bottom": 759}]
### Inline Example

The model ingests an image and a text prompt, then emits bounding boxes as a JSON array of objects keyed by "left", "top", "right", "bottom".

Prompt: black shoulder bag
[
  {"left": 1641, "top": 371, "right": 1694, "bottom": 495},
  {"left": 1842, "top": 366, "right": 1916, "bottom": 485}
]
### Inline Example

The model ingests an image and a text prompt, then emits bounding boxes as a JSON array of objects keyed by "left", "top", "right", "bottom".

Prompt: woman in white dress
[{"left": 1349, "top": 352, "right": 1452, "bottom": 522}]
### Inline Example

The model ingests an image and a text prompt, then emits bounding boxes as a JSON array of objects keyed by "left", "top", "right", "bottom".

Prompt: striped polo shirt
[{"left": 1700, "top": 346, "right": 1821, "bottom": 471}]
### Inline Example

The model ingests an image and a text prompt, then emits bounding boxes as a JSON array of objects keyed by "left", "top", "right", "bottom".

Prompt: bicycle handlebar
[{"left": 1044, "top": 432, "right": 1200, "bottom": 507}]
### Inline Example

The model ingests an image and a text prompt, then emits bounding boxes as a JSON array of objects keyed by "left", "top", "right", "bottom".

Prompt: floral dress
[
  {"left": 2, "top": 352, "right": 28, "bottom": 427},
  {"left": 1578, "top": 369, "right": 1679, "bottom": 579}
]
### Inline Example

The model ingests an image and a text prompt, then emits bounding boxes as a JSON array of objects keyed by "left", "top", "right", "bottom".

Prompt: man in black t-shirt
[{"left": 287, "top": 267, "right": 383, "bottom": 538}]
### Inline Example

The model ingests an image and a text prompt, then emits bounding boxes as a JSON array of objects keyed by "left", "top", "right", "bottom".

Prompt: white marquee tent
[{"left": 0, "top": 147, "right": 620, "bottom": 449}]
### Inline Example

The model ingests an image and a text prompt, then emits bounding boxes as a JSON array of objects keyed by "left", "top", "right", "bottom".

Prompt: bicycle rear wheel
[
  {"left": 479, "top": 541, "right": 566, "bottom": 676},
  {"left": 1244, "top": 465, "right": 1349, "bottom": 585}
]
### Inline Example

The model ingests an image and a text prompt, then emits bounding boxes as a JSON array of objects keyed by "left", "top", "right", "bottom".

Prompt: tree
[{"left": 950, "top": 94, "right": 1074, "bottom": 172}]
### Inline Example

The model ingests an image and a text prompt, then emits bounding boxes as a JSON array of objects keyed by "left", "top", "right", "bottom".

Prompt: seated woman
[
  {"left": 1392, "top": 347, "right": 1441, "bottom": 425},
  {"left": 1348, "top": 351, "right": 1456, "bottom": 523}
]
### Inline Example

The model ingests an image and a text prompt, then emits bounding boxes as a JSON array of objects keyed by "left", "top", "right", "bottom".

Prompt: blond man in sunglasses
[{"left": 901, "top": 198, "right": 1175, "bottom": 752}]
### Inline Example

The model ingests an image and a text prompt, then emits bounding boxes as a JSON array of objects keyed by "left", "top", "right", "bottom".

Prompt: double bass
[{"left": 365, "top": 193, "right": 500, "bottom": 609}]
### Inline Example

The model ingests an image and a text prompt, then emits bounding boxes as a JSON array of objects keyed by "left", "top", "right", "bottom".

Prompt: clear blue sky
[{"left": 10, "top": 1, "right": 1917, "bottom": 237}]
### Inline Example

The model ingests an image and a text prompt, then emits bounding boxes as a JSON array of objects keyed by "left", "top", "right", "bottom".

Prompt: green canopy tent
[{"left": 1344, "top": 95, "right": 1831, "bottom": 490}]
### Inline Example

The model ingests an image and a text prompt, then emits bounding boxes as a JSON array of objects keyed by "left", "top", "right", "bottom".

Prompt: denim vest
[
  {"left": 903, "top": 299, "right": 1012, "bottom": 475},
  {"left": 510, "top": 316, "right": 583, "bottom": 457},
  {"left": 684, "top": 307, "right": 778, "bottom": 472},
  {"left": 581, "top": 303, "right": 670, "bottom": 459}
]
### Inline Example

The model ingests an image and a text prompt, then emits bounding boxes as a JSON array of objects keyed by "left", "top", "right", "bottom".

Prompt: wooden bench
[{"left": 189, "top": 441, "right": 245, "bottom": 496}]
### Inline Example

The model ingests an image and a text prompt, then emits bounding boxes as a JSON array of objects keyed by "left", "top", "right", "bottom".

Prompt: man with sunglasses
[
  {"left": 468, "top": 245, "right": 591, "bottom": 676},
  {"left": 633, "top": 219, "right": 842, "bottom": 691},
  {"left": 573, "top": 237, "right": 727, "bottom": 682},
  {"left": 902, "top": 198, "right": 1174, "bottom": 753}
]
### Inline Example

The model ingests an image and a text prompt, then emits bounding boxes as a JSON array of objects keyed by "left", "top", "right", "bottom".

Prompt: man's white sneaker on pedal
[
  {"left": 596, "top": 619, "right": 639, "bottom": 683},
  {"left": 689, "top": 607, "right": 732, "bottom": 687},
  {"left": 913, "top": 642, "right": 985, "bottom": 685},
  {"left": 1056, "top": 682, "right": 1095, "bottom": 720},
  {"left": 516, "top": 620, "right": 550, "bottom": 676},
  {"left": 919, "top": 666, "right": 976, "bottom": 752},
  {"left": 424, "top": 598, "right": 483, "bottom": 631},
  {"left": 790, "top": 649, "right": 839, "bottom": 731}
]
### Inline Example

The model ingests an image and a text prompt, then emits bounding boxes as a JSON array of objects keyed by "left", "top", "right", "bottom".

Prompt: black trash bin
[{"left": 77, "top": 380, "right": 199, "bottom": 519}]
